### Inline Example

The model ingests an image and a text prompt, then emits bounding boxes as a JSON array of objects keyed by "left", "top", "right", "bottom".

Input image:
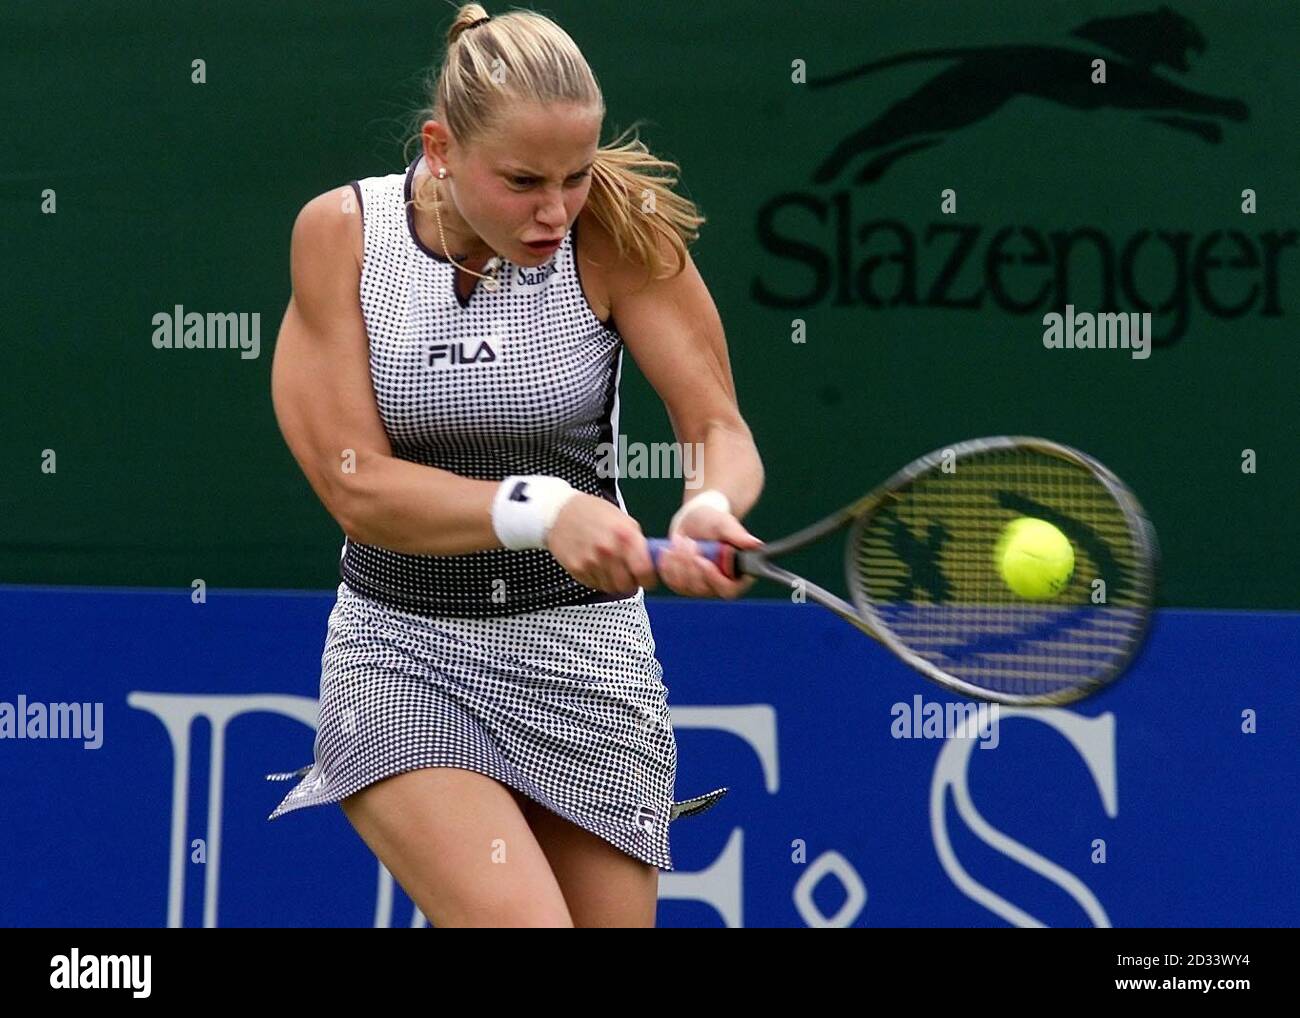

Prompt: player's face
[{"left": 443, "top": 102, "right": 602, "bottom": 265}]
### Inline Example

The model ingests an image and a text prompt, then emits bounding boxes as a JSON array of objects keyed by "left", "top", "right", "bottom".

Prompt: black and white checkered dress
[{"left": 266, "top": 157, "right": 725, "bottom": 870}]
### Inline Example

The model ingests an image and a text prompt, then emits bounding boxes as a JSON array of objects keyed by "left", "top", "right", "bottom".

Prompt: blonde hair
[{"left": 404, "top": 3, "right": 704, "bottom": 282}]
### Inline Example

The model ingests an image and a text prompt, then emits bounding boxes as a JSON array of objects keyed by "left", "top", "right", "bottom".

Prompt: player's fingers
[
  {"left": 715, "top": 515, "right": 763, "bottom": 550},
  {"left": 714, "top": 574, "right": 757, "bottom": 600},
  {"left": 683, "top": 552, "right": 730, "bottom": 598},
  {"left": 657, "top": 557, "right": 691, "bottom": 593},
  {"left": 656, "top": 548, "right": 695, "bottom": 595},
  {"left": 584, "top": 552, "right": 620, "bottom": 594},
  {"left": 623, "top": 533, "right": 658, "bottom": 590},
  {"left": 614, "top": 565, "right": 640, "bottom": 594},
  {"left": 660, "top": 544, "right": 711, "bottom": 597},
  {"left": 670, "top": 531, "right": 698, "bottom": 557},
  {"left": 660, "top": 533, "right": 698, "bottom": 590},
  {"left": 599, "top": 547, "right": 638, "bottom": 594},
  {"left": 695, "top": 558, "right": 746, "bottom": 599}
]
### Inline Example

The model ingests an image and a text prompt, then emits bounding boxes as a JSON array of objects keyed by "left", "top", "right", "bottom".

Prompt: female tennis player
[{"left": 265, "top": 4, "right": 764, "bottom": 928}]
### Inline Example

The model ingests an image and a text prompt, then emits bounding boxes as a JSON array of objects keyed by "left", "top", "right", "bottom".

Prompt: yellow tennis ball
[{"left": 994, "top": 517, "right": 1075, "bottom": 600}]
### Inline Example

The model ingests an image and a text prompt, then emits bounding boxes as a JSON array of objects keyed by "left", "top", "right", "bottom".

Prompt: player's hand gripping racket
[{"left": 647, "top": 436, "right": 1158, "bottom": 706}]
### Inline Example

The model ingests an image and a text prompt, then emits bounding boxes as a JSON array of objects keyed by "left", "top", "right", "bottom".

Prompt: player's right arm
[{"left": 271, "top": 187, "right": 501, "bottom": 556}]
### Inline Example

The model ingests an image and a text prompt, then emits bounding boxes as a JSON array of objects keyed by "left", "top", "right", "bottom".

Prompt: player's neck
[{"left": 411, "top": 166, "right": 495, "bottom": 267}]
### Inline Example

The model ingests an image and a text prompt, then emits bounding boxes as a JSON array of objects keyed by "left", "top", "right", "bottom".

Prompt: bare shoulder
[
  {"left": 293, "top": 185, "right": 364, "bottom": 272},
  {"left": 575, "top": 206, "right": 695, "bottom": 318},
  {"left": 288, "top": 186, "right": 366, "bottom": 331},
  {"left": 575, "top": 206, "right": 616, "bottom": 322}
]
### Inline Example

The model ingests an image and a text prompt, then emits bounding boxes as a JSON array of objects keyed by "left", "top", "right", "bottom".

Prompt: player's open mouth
[{"left": 523, "top": 237, "right": 562, "bottom": 254}]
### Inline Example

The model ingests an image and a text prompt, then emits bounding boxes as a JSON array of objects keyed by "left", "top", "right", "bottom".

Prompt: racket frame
[{"left": 735, "top": 435, "right": 1159, "bottom": 705}]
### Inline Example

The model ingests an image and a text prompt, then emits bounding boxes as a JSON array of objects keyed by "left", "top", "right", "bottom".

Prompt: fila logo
[
  {"left": 427, "top": 334, "right": 501, "bottom": 368},
  {"left": 635, "top": 804, "right": 657, "bottom": 834}
]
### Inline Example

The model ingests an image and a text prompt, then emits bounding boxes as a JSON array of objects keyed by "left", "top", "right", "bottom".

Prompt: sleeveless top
[{"left": 338, "top": 156, "right": 631, "bottom": 618}]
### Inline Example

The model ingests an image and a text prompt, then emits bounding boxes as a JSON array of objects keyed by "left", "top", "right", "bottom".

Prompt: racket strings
[{"left": 852, "top": 448, "right": 1152, "bottom": 700}]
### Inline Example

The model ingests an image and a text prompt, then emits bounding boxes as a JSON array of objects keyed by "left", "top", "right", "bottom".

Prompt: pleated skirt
[{"left": 266, "top": 581, "right": 721, "bottom": 871}]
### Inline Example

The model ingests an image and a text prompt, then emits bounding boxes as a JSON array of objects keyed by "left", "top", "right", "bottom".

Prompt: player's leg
[
  {"left": 341, "top": 766, "right": 573, "bottom": 927},
  {"left": 522, "top": 800, "right": 659, "bottom": 928}
]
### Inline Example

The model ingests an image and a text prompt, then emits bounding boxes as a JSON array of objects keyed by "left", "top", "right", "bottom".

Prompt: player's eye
[{"left": 509, "top": 172, "right": 591, "bottom": 189}]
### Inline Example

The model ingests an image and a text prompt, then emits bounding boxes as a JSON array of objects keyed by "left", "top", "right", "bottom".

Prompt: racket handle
[{"left": 646, "top": 538, "right": 739, "bottom": 579}]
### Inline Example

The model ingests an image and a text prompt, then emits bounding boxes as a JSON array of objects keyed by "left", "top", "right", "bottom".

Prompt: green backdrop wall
[{"left": 2, "top": 1, "right": 1296, "bottom": 608}]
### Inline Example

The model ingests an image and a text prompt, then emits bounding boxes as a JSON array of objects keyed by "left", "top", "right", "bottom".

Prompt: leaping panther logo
[{"left": 810, "top": 6, "right": 1249, "bottom": 185}]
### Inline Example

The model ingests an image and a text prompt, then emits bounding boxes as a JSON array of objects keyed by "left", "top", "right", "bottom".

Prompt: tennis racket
[{"left": 646, "top": 436, "right": 1159, "bottom": 706}]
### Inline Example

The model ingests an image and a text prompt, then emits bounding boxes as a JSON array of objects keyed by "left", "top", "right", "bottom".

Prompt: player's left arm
[
  {"left": 606, "top": 232, "right": 764, "bottom": 516},
  {"left": 601, "top": 224, "right": 765, "bottom": 595}
]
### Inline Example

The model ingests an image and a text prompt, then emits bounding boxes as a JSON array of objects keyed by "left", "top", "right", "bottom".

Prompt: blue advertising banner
[{"left": 1, "top": 586, "right": 1295, "bottom": 927}]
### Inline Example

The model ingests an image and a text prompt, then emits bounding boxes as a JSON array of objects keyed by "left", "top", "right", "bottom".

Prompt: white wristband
[
  {"left": 491, "top": 475, "right": 580, "bottom": 550},
  {"left": 669, "top": 488, "right": 731, "bottom": 537}
]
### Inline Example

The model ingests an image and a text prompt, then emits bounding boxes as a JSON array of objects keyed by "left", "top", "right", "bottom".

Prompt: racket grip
[{"left": 646, "top": 538, "right": 739, "bottom": 579}]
